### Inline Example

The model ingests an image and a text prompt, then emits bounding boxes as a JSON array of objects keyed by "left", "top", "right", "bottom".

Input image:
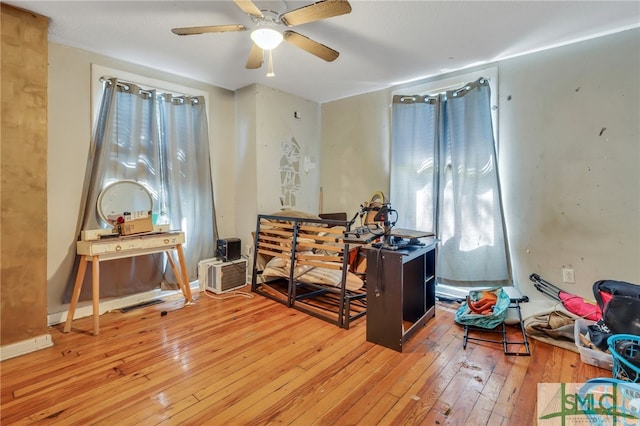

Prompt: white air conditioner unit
[{"left": 198, "top": 258, "right": 247, "bottom": 294}]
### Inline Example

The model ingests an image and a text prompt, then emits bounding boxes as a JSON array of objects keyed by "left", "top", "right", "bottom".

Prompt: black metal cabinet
[{"left": 365, "top": 240, "right": 437, "bottom": 352}]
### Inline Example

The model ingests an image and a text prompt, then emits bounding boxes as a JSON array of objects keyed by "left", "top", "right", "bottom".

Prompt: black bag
[
  {"left": 588, "top": 281, "right": 640, "bottom": 351},
  {"left": 603, "top": 295, "right": 640, "bottom": 335},
  {"left": 592, "top": 279, "right": 640, "bottom": 313}
]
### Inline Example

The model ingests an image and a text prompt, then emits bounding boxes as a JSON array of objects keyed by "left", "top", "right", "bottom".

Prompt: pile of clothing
[
  {"left": 454, "top": 288, "right": 511, "bottom": 329},
  {"left": 526, "top": 276, "right": 640, "bottom": 353}
]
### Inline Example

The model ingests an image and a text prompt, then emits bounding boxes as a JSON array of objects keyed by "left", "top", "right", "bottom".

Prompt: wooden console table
[
  {"left": 64, "top": 231, "right": 193, "bottom": 335},
  {"left": 366, "top": 239, "right": 437, "bottom": 352}
]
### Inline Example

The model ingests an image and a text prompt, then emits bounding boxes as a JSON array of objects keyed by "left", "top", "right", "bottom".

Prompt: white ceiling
[{"left": 6, "top": 0, "right": 640, "bottom": 103}]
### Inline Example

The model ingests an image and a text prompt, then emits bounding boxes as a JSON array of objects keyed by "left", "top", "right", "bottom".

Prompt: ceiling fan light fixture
[{"left": 250, "top": 28, "right": 283, "bottom": 50}]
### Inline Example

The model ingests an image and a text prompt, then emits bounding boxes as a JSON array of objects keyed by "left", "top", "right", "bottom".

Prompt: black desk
[{"left": 365, "top": 239, "right": 437, "bottom": 352}]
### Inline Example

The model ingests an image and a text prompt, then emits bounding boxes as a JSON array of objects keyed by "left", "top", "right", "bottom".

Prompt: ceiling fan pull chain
[{"left": 267, "top": 50, "right": 275, "bottom": 77}]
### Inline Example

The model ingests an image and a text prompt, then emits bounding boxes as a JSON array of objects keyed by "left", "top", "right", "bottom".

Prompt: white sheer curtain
[
  {"left": 390, "top": 95, "right": 439, "bottom": 234},
  {"left": 68, "top": 78, "right": 216, "bottom": 300},
  {"left": 391, "top": 78, "right": 511, "bottom": 288}
]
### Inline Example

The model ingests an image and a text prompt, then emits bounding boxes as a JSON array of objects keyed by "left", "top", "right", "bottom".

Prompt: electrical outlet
[{"left": 562, "top": 268, "right": 575, "bottom": 284}]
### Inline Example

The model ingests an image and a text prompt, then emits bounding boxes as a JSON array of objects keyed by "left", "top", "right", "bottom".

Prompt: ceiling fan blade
[
  {"left": 246, "top": 43, "right": 264, "bottom": 69},
  {"left": 233, "top": 0, "right": 264, "bottom": 18},
  {"left": 172, "top": 24, "right": 246, "bottom": 35},
  {"left": 284, "top": 31, "right": 339, "bottom": 62},
  {"left": 280, "top": 0, "right": 352, "bottom": 27}
]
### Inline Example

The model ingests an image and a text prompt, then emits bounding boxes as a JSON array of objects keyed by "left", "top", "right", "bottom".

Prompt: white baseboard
[
  {"left": 1, "top": 334, "right": 53, "bottom": 362},
  {"left": 47, "top": 281, "right": 201, "bottom": 326},
  {"left": 0, "top": 282, "right": 200, "bottom": 361}
]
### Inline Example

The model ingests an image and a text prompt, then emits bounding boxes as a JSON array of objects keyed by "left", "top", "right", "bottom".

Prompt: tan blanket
[
  {"left": 524, "top": 309, "right": 578, "bottom": 353},
  {"left": 263, "top": 254, "right": 364, "bottom": 291}
]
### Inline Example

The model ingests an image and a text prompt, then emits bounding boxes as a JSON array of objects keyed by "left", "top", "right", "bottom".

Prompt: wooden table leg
[
  {"left": 176, "top": 244, "right": 193, "bottom": 302},
  {"left": 63, "top": 255, "right": 88, "bottom": 333},
  {"left": 91, "top": 255, "right": 100, "bottom": 336},
  {"left": 166, "top": 252, "right": 187, "bottom": 298}
]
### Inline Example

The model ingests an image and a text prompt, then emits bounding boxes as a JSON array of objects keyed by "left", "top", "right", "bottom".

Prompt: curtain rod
[
  {"left": 393, "top": 94, "right": 439, "bottom": 104},
  {"left": 393, "top": 77, "right": 490, "bottom": 104},
  {"left": 99, "top": 76, "right": 202, "bottom": 104}
]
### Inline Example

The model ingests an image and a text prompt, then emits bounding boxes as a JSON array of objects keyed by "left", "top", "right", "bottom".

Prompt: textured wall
[
  {"left": 1, "top": 5, "right": 49, "bottom": 345},
  {"left": 320, "top": 89, "right": 392, "bottom": 216},
  {"left": 497, "top": 28, "right": 640, "bottom": 299},
  {"left": 235, "top": 84, "right": 322, "bottom": 258}
]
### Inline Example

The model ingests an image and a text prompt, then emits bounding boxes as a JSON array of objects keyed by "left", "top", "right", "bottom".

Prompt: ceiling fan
[{"left": 171, "top": 0, "right": 352, "bottom": 76}]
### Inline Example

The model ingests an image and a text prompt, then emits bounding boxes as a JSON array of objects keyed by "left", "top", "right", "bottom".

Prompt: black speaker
[{"left": 216, "top": 238, "right": 241, "bottom": 262}]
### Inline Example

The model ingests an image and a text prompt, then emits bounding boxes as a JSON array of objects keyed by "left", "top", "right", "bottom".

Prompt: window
[
  {"left": 77, "top": 66, "right": 217, "bottom": 296},
  {"left": 390, "top": 68, "right": 511, "bottom": 296}
]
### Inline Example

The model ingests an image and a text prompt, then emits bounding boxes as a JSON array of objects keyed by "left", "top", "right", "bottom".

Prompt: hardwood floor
[{"left": 1, "top": 288, "right": 610, "bottom": 425}]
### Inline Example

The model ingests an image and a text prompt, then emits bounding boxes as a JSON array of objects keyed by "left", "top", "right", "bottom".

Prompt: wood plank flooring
[{"left": 1, "top": 288, "right": 611, "bottom": 425}]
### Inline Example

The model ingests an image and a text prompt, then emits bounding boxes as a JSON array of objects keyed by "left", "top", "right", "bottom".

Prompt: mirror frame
[{"left": 97, "top": 180, "right": 153, "bottom": 226}]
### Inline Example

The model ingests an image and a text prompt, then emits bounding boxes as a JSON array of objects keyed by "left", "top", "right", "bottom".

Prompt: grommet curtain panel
[
  {"left": 70, "top": 77, "right": 216, "bottom": 299},
  {"left": 391, "top": 78, "right": 511, "bottom": 287}
]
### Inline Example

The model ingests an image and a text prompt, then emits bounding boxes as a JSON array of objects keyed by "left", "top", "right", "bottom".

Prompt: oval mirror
[{"left": 97, "top": 180, "right": 153, "bottom": 225}]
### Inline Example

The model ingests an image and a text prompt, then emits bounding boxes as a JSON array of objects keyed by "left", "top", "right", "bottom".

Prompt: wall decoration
[{"left": 280, "top": 137, "right": 301, "bottom": 208}]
